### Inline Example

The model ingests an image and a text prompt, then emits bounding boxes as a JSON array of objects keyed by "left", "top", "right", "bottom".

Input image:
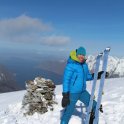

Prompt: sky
[{"left": 0, "top": 0, "right": 124, "bottom": 59}]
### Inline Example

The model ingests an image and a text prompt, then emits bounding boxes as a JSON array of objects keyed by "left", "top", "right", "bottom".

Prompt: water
[{"left": 1, "top": 57, "right": 62, "bottom": 88}]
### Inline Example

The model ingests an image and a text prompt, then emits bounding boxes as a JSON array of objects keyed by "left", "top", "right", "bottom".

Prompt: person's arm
[
  {"left": 86, "top": 64, "right": 106, "bottom": 81},
  {"left": 86, "top": 65, "right": 93, "bottom": 81},
  {"left": 62, "top": 63, "right": 74, "bottom": 107},
  {"left": 63, "top": 63, "right": 74, "bottom": 93}
]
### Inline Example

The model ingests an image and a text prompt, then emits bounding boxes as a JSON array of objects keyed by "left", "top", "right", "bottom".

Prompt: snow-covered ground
[{"left": 0, "top": 78, "right": 124, "bottom": 124}]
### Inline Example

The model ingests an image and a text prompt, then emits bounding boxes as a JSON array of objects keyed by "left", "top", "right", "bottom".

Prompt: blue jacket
[{"left": 63, "top": 50, "right": 93, "bottom": 93}]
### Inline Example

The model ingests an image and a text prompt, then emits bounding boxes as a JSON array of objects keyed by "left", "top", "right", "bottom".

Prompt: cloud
[
  {"left": 0, "top": 15, "right": 70, "bottom": 46},
  {"left": 58, "top": 48, "right": 68, "bottom": 51},
  {"left": 0, "top": 15, "right": 51, "bottom": 36},
  {"left": 41, "top": 35, "right": 70, "bottom": 46}
]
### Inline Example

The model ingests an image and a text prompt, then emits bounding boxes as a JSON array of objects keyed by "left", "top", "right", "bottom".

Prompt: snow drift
[{"left": 0, "top": 77, "right": 124, "bottom": 124}]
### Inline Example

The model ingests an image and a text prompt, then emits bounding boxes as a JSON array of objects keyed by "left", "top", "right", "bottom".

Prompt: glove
[
  {"left": 97, "top": 71, "right": 104, "bottom": 79},
  {"left": 61, "top": 92, "right": 70, "bottom": 108},
  {"left": 92, "top": 71, "right": 108, "bottom": 79}
]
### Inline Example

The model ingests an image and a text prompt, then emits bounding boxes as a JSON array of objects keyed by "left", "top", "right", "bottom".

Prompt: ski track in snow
[{"left": 0, "top": 78, "right": 124, "bottom": 124}]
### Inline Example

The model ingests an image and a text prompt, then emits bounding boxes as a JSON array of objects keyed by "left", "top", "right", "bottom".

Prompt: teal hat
[{"left": 76, "top": 47, "right": 86, "bottom": 56}]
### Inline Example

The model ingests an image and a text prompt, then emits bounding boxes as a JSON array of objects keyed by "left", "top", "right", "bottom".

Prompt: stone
[{"left": 22, "top": 76, "right": 57, "bottom": 116}]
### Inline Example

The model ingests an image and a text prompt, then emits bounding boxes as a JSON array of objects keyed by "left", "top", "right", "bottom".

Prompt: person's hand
[
  {"left": 92, "top": 71, "right": 109, "bottom": 79},
  {"left": 97, "top": 71, "right": 104, "bottom": 79},
  {"left": 61, "top": 92, "right": 70, "bottom": 108}
]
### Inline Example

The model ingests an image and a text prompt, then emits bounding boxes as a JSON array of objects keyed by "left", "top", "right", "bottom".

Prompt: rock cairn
[{"left": 22, "top": 76, "right": 57, "bottom": 115}]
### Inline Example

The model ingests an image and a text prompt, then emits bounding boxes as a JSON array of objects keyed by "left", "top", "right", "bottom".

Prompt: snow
[
  {"left": 87, "top": 55, "right": 124, "bottom": 78},
  {"left": 0, "top": 78, "right": 124, "bottom": 124}
]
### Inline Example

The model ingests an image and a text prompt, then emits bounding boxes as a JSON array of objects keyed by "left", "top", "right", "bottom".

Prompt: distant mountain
[
  {"left": 37, "top": 60, "right": 66, "bottom": 75},
  {"left": 1, "top": 55, "right": 123, "bottom": 93},
  {"left": 0, "top": 57, "right": 63, "bottom": 87},
  {"left": 0, "top": 65, "right": 22, "bottom": 93},
  {"left": 38, "top": 55, "right": 124, "bottom": 79},
  {"left": 87, "top": 55, "right": 124, "bottom": 78}
]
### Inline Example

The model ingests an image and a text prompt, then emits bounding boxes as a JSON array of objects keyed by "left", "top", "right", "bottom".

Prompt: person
[{"left": 61, "top": 46, "right": 103, "bottom": 124}]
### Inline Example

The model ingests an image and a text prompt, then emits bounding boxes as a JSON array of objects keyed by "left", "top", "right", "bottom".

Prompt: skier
[{"left": 61, "top": 47, "right": 103, "bottom": 124}]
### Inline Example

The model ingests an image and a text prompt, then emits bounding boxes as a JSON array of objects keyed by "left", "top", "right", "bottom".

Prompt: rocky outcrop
[{"left": 22, "top": 77, "right": 57, "bottom": 115}]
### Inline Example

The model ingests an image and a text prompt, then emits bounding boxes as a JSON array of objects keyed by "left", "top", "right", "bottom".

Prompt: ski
[
  {"left": 85, "top": 53, "right": 103, "bottom": 124},
  {"left": 93, "top": 47, "right": 111, "bottom": 124}
]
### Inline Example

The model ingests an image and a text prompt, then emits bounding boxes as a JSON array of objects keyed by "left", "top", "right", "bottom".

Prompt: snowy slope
[
  {"left": 0, "top": 78, "right": 124, "bottom": 124},
  {"left": 87, "top": 55, "right": 124, "bottom": 78}
]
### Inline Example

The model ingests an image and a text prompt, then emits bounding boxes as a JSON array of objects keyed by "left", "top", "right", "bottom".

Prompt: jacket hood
[{"left": 70, "top": 50, "right": 80, "bottom": 62}]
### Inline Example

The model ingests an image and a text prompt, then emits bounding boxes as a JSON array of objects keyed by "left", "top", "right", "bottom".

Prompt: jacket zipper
[
  {"left": 73, "top": 75, "right": 77, "bottom": 85},
  {"left": 82, "top": 66, "right": 85, "bottom": 84}
]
